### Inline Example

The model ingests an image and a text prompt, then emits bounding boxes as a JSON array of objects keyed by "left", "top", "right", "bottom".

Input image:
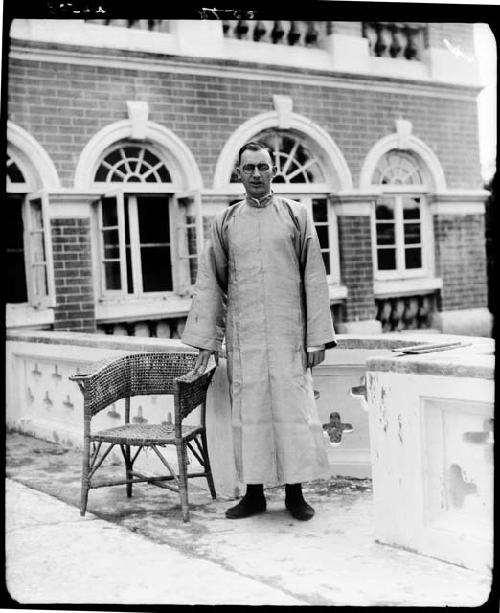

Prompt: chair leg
[
  {"left": 80, "top": 436, "right": 91, "bottom": 516},
  {"left": 176, "top": 442, "right": 190, "bottom": 522},
  {"left": 124, "top": 445, "right": 133, "bottom": 498},
  {"left": 200, "top": 431, "right": 216, "bottom": 499}
]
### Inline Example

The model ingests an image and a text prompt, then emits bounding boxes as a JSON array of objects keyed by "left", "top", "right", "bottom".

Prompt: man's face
[{"left": 237, "top": 148, "right": 276, "bottom": 199}]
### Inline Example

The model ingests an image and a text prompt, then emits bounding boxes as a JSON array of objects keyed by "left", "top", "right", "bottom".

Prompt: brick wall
[
  {"left": 7, "top": 54, "right": 483, "bottom": 191},
  {"left": 52, "top": 218, "right": 96, "bottom": 332},
  {"left": 433, "top": 214, "right": 488, "bottom": 311},
  {"left": 337, "top": 216, "right": 376, "bottom": 322}
]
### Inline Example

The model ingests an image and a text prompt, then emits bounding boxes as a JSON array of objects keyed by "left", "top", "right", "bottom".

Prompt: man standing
[{"left": 182, "top": 142, "right": 336, "bottom": 521}]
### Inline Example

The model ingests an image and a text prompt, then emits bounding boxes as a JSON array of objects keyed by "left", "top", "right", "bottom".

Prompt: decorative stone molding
[
  {"left": 272, "top": 95, "right": 293, "bottom": 129},
  {"left": 74, "top": 120, "right": 203, "bottom": 190},
  {"left": 7, "top": 121, "right": 61, "bottom": 190},
  {"left": 213, "top": 110, "right": 352, "bottom": 191},
  {"left": 395, "top": 117, "right": 413, "bottom": 149},
  {"left": 126, "top": 101, "right": 149, "bottom": 140},
  {"left": 428, "top": 190, "right": 489, "bottom": 216}
]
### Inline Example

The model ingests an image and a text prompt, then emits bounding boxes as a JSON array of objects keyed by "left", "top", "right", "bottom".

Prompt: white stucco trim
[
  {"left": 359, "top": 131, "right": 447, "bottom": 192},
  {"left": 213, "top": 111, "right": 353, "bottom": 191},
  {"left": 7, "top": 121, "right": 61, "bottom": 190},
  {"left": 74, "top": 120, "right": 203, "bottom": 190}
]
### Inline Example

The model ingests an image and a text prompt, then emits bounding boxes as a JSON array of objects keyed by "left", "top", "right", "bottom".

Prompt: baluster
[
  {"left": 133, "top": 322, "right": 150, "bottom": 337},
  {"left": 155, "top": 320, "right": 171, "bottom": 339},
  {"left": 403, "top": 297, "right": 419, "bottom": 329},
  {"left": 253, "top": 20, "right": 267, "bottom": 42},
  {"left": 363, "top": 22, "right": 377, "bottom": 56},
  {"left": 222, "top": 20, "right": 231, "bottom": 37},
  {"left": 404, "top": 25, "right": 419, "bottom": 60},
  {"left": 418, "top": 295, "right": 431, "bottom": 328},
  {"left": 236, "top": 20, "right": 249, "bottom": 40},
  {"left": 389, "top": 23, "right": 404, "bottom": 58},
  {"left": 271, "top": 21, "right": 285, "bottom": 44},
  {"left": 112, "top": 324, "right": 128, "bottom": 336},
  {"left": 305, "top": 21, "right": 319, "bottom": 46},
  {"left": 375, "top": 23, "right": 391, "bottom": 57},
  {"left": 377, "top": 299, "right": 392, "bottom": 332},
  {"left": 287, "top": 21, "right": 301, "bottom": 46}
]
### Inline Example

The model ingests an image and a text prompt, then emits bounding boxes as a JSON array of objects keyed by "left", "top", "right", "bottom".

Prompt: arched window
[
  {"left": 229, "top": 128, "right": 339, "bottom": 283},
  {"left": 372, "top": 149, "right": 430, "bottom": 278},
  {"left": 94, "top": 142, "right": 201, "bottom": 298}
]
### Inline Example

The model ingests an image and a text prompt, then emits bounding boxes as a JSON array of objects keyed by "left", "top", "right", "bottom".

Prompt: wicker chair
[{"left": 69, "top": 351, "right": 217, "bottom": 522}]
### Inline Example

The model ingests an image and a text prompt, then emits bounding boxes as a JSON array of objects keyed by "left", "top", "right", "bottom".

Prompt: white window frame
[
  {"left": 280, "top": 193, "right": 341, "bottom": 286},
  {"left": 95, "top": 187, "right": 202, "bottom": 301},
  {"left": 23, "top": 191, "right": 56, "bottom": 308},
  {"left": 371, "top": 186, "right": 433, "bottom": 281}
]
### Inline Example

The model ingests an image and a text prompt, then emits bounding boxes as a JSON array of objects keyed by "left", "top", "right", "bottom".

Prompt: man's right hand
[{"left": 193, "top": 349, "right": 215, "bottom": 375}]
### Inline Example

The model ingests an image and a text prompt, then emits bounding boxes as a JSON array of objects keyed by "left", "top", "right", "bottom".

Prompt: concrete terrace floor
[{"left": 5, "top": 432, "right": 493, "bottom": 607}]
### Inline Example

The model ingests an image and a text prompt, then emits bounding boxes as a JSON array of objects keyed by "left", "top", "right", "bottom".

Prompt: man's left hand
[{"left": 307, "top": 349, "right": 325, "bottom": 369}]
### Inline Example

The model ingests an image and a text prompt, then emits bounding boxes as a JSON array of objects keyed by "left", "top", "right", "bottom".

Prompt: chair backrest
[{"left": 77, "top": 352, "right": 197, "bottom": 417}]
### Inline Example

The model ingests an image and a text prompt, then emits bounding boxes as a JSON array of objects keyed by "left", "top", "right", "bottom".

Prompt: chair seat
[{"left": 91, "top": 423, "right": 202, "bottom": 445}]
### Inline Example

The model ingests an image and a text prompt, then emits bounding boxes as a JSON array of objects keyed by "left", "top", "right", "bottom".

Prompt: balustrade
[
  {"left": 363, "top": 22, "right": 426, "bottom": 60},
  {"left": 84, "top": 19, "right": 169, "bottom": 32},
  {"left": 222, "top": 20, "right": 328, "bottom": 48},
  {"left": 97, "top": 316, "right": 187, "bottom": 339},
  {"left": 376, "top": 292, "right": 437, "bottom": 332}
]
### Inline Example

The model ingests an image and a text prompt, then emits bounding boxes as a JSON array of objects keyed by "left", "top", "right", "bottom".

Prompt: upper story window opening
[
  {"left": 7, "top": 155, "right": 27, "bottom": 186},
  {"left": 373, "top": 150, "right": 425, "bottom": 185}
]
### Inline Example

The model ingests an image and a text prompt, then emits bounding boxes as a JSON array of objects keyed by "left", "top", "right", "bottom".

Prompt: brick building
[{"left": 5, "top": 19, "right": 491, "bottom": 338}]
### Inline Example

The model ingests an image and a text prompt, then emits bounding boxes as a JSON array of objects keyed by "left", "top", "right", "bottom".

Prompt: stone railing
[
  {"left": 84, "top": 19, "right": 170, "bottom": 32},
  {"left": 375, "top": 292, "right": 438, "bottom": 332},
  {"left": 362, "top": 22, "right": 427, "bottom": 60},
  {"left": 96, "top": 316, "right": 187, "bottom": 339},
  {"left": 222, "top": 20, "right": 329, "bottom": 47}
]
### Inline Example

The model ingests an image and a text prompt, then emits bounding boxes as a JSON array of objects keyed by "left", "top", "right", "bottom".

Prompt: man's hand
[
  {"left": 193, "top": 349, "right": 216, "bottom": 375},
  {"left": 307, "top": 349, "right": 325, "bottom": 369}
]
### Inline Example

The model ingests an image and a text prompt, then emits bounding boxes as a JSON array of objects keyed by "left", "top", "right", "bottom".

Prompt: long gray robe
[{"left": 182, "top": 195, "right": 337, "bottom": 486}]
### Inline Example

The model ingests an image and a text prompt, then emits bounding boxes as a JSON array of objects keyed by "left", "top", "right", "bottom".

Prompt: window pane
[
  {"left": 403, "top": 197, "right": 421, "bottom": 219},
  {"left": 376, "top": 222, "right": 395, "bottom": 245},
  {"left": 31, "top": 230, "right": 46, "bottom": 263},
  {"left": 376, "top": 200, "right": 395, "bottom": 220},
  {"left": 322, "top": 251, "right": 330, "bottom": 275},
  {"left": 404, "top": 222, "right": 421, "bottom": 245},
  {"left": 189, "top": 259, "right": 198, "bottom": 285},
  {"left": 377, "top": 248, "right": 396, "bottom": 270},
  {"left": 141, "top": 247, "right": 173, "bottom": 291},
  {"left": 103, "top": 228, "right": 119, "bottom": 246},
  {"left": 104, "top": 261, "right": 122, "bottom": 290},
  {"left": 315, "top": 225, "right": 329, "bottom": 249},
  {"left": 312, "top": 199, "right": 327, "bottom": 222},
  {"left": 7, "top": 198, "right": 27, "bottom": 303},
  {"left": 137, "top": 196, "right": 170, "bottom": 243},
  {"left": 30, "top": 200, "right": 43, "bottom": 230},
  {"left": 102, "top": 198, "right": 118, "bottom": 227},
  {"left": 32, "top": 264, "right": 48, "bottom": 296},
  {"left": 405, "top": 247, "right": 422, "bottom": 269}
]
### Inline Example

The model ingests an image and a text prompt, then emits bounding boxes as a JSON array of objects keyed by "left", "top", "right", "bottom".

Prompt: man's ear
[
  {"left": 235, "top": 166, "right": 243, "bottom": 181},
  {"left": 271, "top": 165, "right": 278, "bottom": 178}
]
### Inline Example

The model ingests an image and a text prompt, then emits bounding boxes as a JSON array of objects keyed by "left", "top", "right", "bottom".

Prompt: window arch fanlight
[
  {"left": 372, "top": 149, "right": 425, "bottom": 186},
  {"left": 94, "top": 142, "right": 172, "bottom": 185},
  {"left": 230, "top": 129, "right": 326, "bottom": 185},
  {"left": 7, "top": 154, "right": 28, "bottom": 187}
]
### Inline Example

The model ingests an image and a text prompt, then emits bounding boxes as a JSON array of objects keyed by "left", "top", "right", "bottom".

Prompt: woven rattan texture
[
  {"left": 81, "top": 352, "right": 197, "bottom": 416},
  {"left": 91, "top": 423, "right": 202, "bottom": 445}
]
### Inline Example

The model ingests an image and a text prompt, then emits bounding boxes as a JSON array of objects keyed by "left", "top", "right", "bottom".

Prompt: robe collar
[{"left": 245, "top": 191, "right": 274, "bottom": 208}]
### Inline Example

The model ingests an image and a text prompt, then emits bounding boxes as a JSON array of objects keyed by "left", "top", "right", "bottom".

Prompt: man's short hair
[{"left": 238, "top": 141, "right": 274, "bottom": 165}]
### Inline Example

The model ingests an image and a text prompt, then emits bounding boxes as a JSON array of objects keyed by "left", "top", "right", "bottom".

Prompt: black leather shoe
[{"left": 225, "top": 496, "right": 266, "bottom": 519}]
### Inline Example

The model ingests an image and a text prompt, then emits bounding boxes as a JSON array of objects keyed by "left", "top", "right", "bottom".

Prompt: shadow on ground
[{"left": 6, "top": 431, "right": 372, "bottom": 550}]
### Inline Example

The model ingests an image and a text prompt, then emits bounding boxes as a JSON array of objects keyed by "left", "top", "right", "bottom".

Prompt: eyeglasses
[{"left": 240, "top": 163, "right": 272, "bottom": 174}]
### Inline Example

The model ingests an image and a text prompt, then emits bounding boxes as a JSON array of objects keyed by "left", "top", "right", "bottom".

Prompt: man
[{"left": 181, "top": 141, "right": 337, "bottom": 521}]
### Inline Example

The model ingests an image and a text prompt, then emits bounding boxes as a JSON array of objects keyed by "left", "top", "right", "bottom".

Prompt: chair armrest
[
  {"left": 68, "top": 352, "right": 131, "bottom": 382},
  {"left": 175, "top": 365, "right": 217, "bottom": 416}
]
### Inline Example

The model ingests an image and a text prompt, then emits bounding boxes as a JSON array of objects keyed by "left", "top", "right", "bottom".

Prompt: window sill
[
  {"left": 329, "top": 284, "right": 348, "bottom": 302},
  {"left": 6, "top": 304, "right": 55, "bottom": 329},
  {"left": 96, "top": 295, "right": 192, "bottom": 323},
  {"left": 374, "top": 277, "right": 443, "bottom": 298}
]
